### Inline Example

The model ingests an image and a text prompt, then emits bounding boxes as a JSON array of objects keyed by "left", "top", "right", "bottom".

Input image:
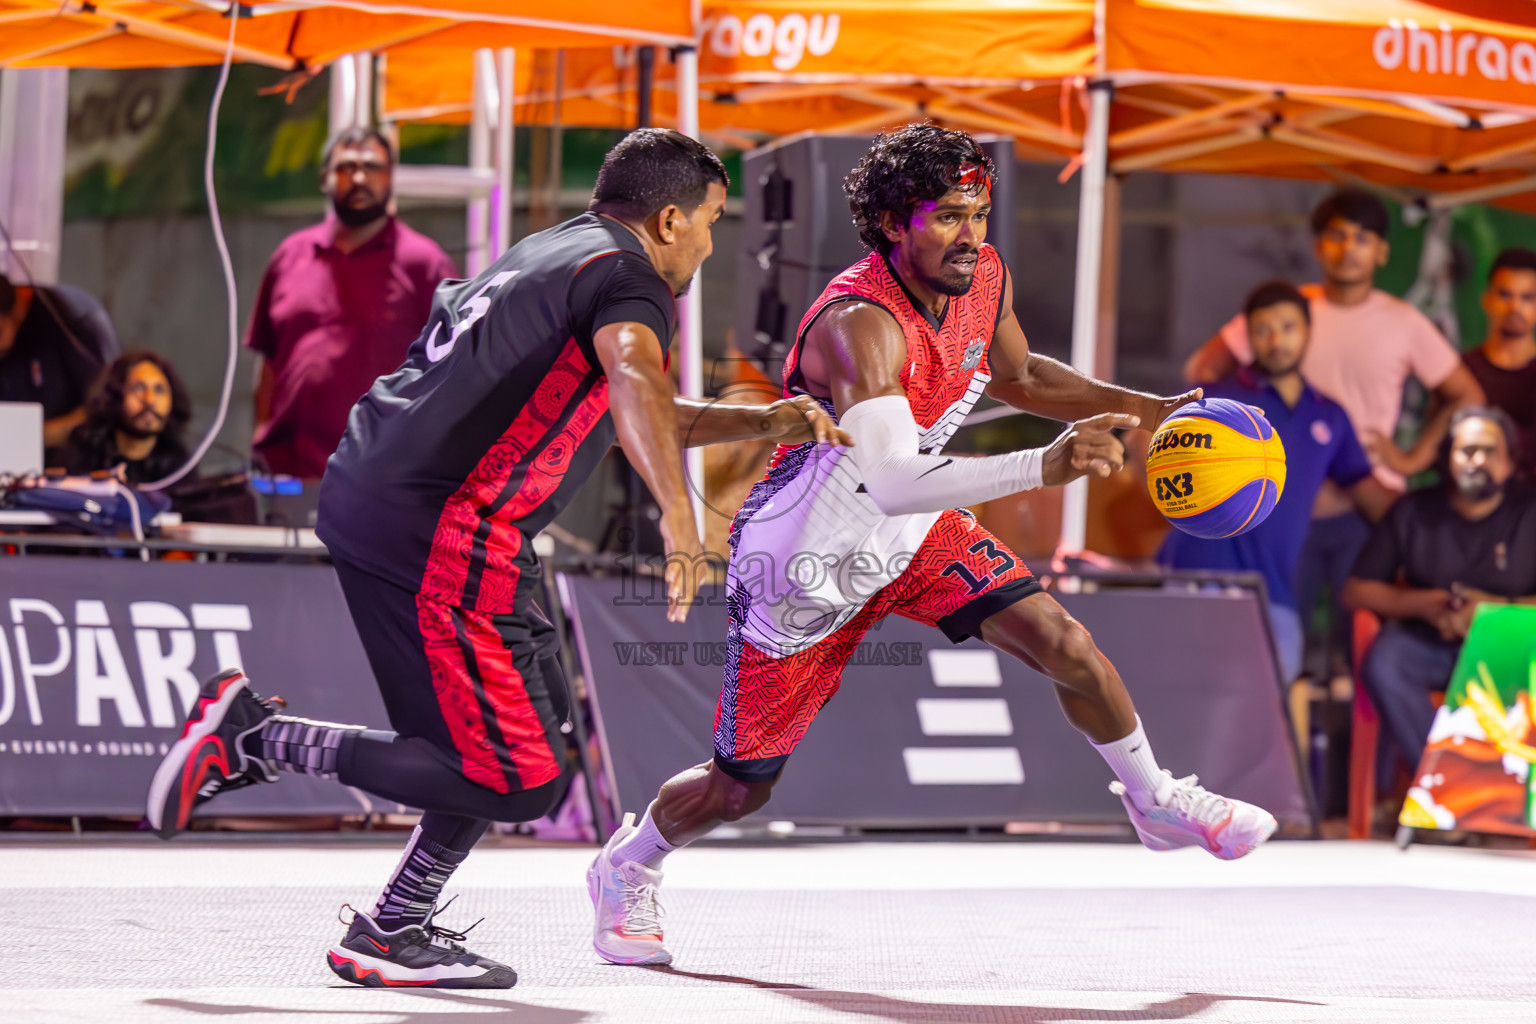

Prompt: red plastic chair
[
  {"left": 1348, "top": 609, "right": 1383, "bottom": 840},
  {"left": 1349, "top": 608, "right": 1447, "bottom": 839}
]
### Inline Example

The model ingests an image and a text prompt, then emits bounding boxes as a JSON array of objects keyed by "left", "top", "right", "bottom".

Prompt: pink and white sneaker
[
  {"left": 587, "top": 813, "right": 672, "bottom": 965},
  {"left": 1111, "top": 771, "right": 1277, "bottom": 860}
]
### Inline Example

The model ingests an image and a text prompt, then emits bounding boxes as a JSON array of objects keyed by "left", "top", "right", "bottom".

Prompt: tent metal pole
[
  {"left": 675, "top": 43, "right": 706, "bottom": 537},
  {"left": 636, "top": 46, "right": 655, "bottom": 127},
  {"left": 1060, "top": 80, "right": 1112, "bottom": 556},
  {"left": 0, "top": 68, "right": 67, "bottom": 285},
  {"left": 467, "top": 48, "right": 494, "bottom": 275},
  {"left": 353, "top": 52, "right": 374, "bottom": 127},
  {"left": 328, "top": 54, "right": 358, "bottom": 136},
  {"left": 495, "top": 47, "right": 516, "bottom": 257},
  {"left": 1428, "top": 173, "right": 1536, "bottom": 210}
]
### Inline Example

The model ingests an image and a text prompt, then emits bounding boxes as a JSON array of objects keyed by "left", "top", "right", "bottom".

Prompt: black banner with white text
[{"left": 0, "top": 557, "right": 390, "bottom": 817}]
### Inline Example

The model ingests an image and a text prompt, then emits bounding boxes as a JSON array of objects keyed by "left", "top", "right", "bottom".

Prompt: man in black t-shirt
[
  {"left": 1345, "top": 408, "right": 1536, "bottom": 770},
  {"left": 1464, "top": 248, "right": 1536, "bottom": 481},
  {"left": 0, "top": 274, "right": 118, "bottom": 454},
  {"left": 147, "top": 129, "right": 848, "bottom": 989},
  {"left": 1372, "top": 248, "right": 1536, "bottom": 483}
]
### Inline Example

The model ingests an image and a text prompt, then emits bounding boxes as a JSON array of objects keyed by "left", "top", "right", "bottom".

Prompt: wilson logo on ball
[{"left": 1149, "top": 431, "right": 1214, "bottom": 455}]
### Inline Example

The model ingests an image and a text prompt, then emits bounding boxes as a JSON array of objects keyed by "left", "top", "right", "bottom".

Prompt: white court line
[
  {"left": 903, "top": 746, "right": 1024, "bottom": 783},
  {"left": 926, "top": 648, "right": 1002, "bottom": 686},
  {"left": 3, "top": 841, "right": 1536, "bottom": 897},
  {"left": 914, "top": 697, "right": 1014, "bottom": 736}
]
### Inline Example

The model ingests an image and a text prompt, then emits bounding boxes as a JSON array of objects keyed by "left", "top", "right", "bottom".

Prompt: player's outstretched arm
[
  {"left": 672, "top": 394, "right": 852, "bottom": 448},
  {"left": 596, "top": 319, "right": 702, "bottom": 623},
  {"left": 814, "top": 301, "right": 1135, "bottom": 516},
  {"left": 985, "top": 269, "right": 1198, "bottom": 428}
]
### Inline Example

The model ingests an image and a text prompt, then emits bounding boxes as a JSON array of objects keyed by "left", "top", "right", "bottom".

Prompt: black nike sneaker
[
  {"left": 326, "top": 903, "right": 518, "bottom": 989},
  {"left": 146, "top": 668, "right": 283, "bottom": 838}
]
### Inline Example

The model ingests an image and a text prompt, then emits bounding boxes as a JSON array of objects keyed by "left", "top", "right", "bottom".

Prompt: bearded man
[
  {"left": 245, "top": 127, "right": 459, "bottom": 478},
  {"left": 1345, "top": 407, "right": 1536, "bottom": 770}
]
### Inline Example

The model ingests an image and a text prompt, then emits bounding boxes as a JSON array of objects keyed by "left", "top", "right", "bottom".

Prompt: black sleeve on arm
[
  {"left": 1350, "top": 500, "right": 1408, "bottom": 583},
  {"left": 569, "top": 252, "right": 676, "bottom": 362}
]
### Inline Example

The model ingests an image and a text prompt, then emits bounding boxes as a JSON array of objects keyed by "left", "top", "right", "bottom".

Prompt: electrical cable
[{"left": 140, "top": 1, "right": 242, "bottom": 493}]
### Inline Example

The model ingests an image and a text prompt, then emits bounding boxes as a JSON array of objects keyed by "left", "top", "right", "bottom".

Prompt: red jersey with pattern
[
  {"left": 317, "top": 213, "right": 675, "bottom": 614},
  {"left": 723, "top": 245, "right": 1011, "bottom": 658},
  {"left": 785, "top": 244, "right": 1006, "bottom": 448}
]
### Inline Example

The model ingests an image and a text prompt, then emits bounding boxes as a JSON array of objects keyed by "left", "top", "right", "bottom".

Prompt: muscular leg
[
  {"left": 978, "top": 590, "right": 1172, "bottom": 812},
  {"left": 650, "top": 761, "right": 777, "bottom": 847},
  {"left": 978, "top": 590, "right": 1135, "bottom": 744}
]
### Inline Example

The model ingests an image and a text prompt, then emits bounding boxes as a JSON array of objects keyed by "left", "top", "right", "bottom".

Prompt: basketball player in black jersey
[{"left": 146, "top": 129, "right": 847, "bottom": 989}]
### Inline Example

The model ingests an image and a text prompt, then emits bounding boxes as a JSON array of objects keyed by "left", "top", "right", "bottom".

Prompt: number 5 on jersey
[{"left": 424, "top": 270, "right": 520, "bottom": 363}]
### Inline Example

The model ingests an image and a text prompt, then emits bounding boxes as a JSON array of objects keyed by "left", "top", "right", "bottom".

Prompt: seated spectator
[
  {"left": 1343, "top": 408, "right": 1536, "bottom": 772},
  {"left": 1160, "top": 282, "right": 1397, "bottom": 682},
  {"left": 247, "top": 126, "right": 459, "bottom": 478},
  {"left": 60, "top": 350, "right": 193, "bottom": 486},
  {"left": 0, "top": 272, "right": 120, "bottom": 452},
  {"left": 1184, "top": 190, "right": 1484, "bottom": 677},
  {"left": 1372, "top": 247, "right": 1536, "bottom": 482}
]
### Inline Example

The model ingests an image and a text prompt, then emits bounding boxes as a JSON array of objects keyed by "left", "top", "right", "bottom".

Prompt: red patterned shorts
[{"left": 713, "top": 508, "right": 1039, "bottom": 782}]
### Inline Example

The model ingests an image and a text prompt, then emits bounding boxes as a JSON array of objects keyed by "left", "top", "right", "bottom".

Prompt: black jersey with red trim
[{"left": 317, "top": 212, "right": 675, "bottom": 612}]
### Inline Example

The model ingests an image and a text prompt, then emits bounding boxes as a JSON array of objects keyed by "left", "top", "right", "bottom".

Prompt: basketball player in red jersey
[
  {"left": 588, "top": 125, "right": 1279, "bottom": 966},
  {"left": 144, "top": 130, "right": 849, "bottom": 988}
]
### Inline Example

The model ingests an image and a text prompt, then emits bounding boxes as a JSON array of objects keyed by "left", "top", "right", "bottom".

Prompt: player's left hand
[
  {"left": 1144, "top": 388, "right": 1203, "bottom": 430},
  {"left": 769, "top": 395, "right": 855, "bottom": 446}
]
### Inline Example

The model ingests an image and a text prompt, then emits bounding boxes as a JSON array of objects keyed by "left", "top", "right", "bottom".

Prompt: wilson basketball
[{"left": 1146, "top": 398, "right": 1287, "bottom": 539}]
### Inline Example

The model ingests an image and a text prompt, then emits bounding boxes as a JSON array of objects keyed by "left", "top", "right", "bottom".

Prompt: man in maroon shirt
[{"left": 247, "top": 126, "right": 459, "bottom": 478}]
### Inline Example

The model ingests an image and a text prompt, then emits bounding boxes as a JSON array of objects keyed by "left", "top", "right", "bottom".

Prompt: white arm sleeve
[{"left": 841, "top": 394, "right": 1044, "bottom": 516}]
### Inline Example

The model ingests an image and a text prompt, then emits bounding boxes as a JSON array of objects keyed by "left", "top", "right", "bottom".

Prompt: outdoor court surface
[{"left": 5, "top": 837, "right": 1536, "bottom": 1023}]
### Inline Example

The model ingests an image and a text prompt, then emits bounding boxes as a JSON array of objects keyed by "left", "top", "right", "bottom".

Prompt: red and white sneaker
[
  {"left": 326, "top": 903, "right": 516, "bottom": 989},
  {"left": 1111, "top": 771, "right": 1277, "bottom": 860},
  {"left": 587, "top": 813, "right": 671, "bottom": 965},
  {"left": 146, "top": 668, "right": 282, "bottom": 838}
]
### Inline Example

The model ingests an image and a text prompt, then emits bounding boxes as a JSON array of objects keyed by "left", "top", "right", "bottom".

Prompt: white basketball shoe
[
  {"left": 587, "top": 813, "right": 672, "bottom": 965},
  {"left": 1112, "top": 771, "right": 1277, "bottom": 860}
]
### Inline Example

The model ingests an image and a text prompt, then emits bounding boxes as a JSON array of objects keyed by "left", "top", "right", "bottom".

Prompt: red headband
[
  {"left": 903, "top": 163, "right": 992, "bottom": 210},
  {"left": 956, "top": 162, "right": 990, "bottom": 189}
]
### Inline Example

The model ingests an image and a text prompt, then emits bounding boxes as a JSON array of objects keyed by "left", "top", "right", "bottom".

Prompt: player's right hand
[
  {"left": 1041, "top": 413, "right": 1139, "bottom": 486},
  {"left": 660, "top": 514, "right": 706, "bottom": 624}
]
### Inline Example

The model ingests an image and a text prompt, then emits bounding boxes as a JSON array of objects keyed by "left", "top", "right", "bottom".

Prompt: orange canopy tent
[
  {"left": 380, "top": 0, "right": 1097, "bottom": 151},
  {"left": 0, "top": 0, "right": 693, "bottom": 70},
  {"left": 383, "top": 0, "right": 1536, "bottom": 210},
  {"left": 1101, "top": 0, "right": 1536, "bottom": 212}
]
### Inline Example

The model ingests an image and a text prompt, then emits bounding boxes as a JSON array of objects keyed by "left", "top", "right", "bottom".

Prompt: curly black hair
[{"left": 843, "top": 124, "right": 995, "bottom": 255}]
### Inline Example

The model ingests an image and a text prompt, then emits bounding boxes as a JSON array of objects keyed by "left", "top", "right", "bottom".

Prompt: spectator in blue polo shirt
[{"left": 1160, "top": 281, "right": 1398, "bottom": 681}]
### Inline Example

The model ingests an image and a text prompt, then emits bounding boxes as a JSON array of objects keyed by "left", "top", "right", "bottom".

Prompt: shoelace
[
  {"left": 1161, "top": 774, "right": 1231, "bottom": 828},
  {"left": 620, "top": 877, "right": 664, "bottom": 935},
  {"left": 422, "top": 896, "right": 484, "bottom": 952}
]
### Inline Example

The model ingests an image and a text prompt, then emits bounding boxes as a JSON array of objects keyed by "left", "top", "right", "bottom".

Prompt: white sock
[
  {"left": 609, "top": 804, "right": 676, "bottom": 870},
  {"left": 1091, "top": 717, "right": 1171, "bottom": 812}
]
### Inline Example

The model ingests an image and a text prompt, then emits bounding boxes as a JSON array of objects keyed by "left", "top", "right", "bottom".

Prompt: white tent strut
[
  {"left": 675, "top": 44, "right": 707, "bottom": 540},
  {"left": 1060, "top": 80, "right": 1112, "bottom": 557}
]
